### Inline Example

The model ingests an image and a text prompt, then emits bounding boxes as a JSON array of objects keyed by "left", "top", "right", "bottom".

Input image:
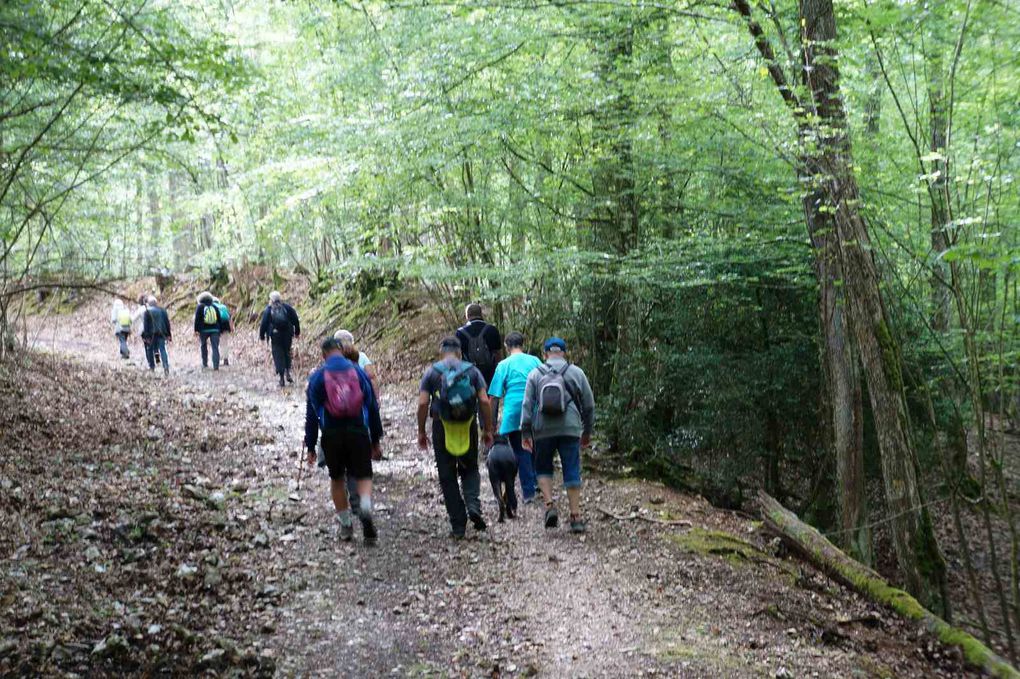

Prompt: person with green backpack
[
  {"left": 211, "top": 296, "right": 233, "bottom": 367},
  {"left": 417, "top": 336, "right": 495, "bottom": 538},
  {"left": 109, "top": 298, "right": 132, "bottom": 359},
  {"left": 193, "top": 291, "right": 221, "bottom": 370}
]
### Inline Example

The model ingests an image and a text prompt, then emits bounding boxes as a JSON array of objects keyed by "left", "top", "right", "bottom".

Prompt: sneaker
[
  {"left": 361, "top": 513, "right": 378, "bottom": 545},
  {"left": 569, "top": 515, "right": 587, "bottom": 534},
  {"left": 339, "top": 522, "right": 354, "bottom": 542},
  {"left": 469, "top": 512, "right": 487, "bottom": 531},
  {"left": 544, "top": 506, "right": 559, "bottom": 529}
]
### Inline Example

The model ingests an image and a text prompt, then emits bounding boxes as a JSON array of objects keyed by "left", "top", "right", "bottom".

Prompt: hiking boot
[
  {"left": 469, "top": 512, "right": 487, "bottom": 531},
  {"left": 361, "top": 513, "right": 378, "bottom": 545},
  {"left": 544, "top": 506, "right": 559, "bottom": 529},
  {"left": 339, "top": 521, "right": 354, "bottom": 542},
  {"left": 278, "top": 375, "right": 285, "bottom": 388},
  {"left": 286, "top": 371, "right": 294, "bottom": 384},
  {"left": 569, "top": 515, "right": 587, "bottom": 534},
  {"left": 449, "top": 530, "right": 465, "bottom": 540},
  {"left": 222, "top": 358, "right": 229, "bottom": 367}
]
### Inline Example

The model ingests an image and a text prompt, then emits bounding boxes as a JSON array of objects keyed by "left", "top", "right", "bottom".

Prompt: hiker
[
  {"left": 487, "top": 332, "right": 542, "bottom": 504},
  {"left": 334, "top": 329, "right": 377, "bottom": 386},
  {"left": 305, "top": 337, "right": 384, "bottom": 543},
  {"left": 456, "top": 303, "right": 502, "bottom": 387},
  {"left": 212, "top": 297, "right": 234, "bottom": 367},
  {"left": 193, "top": 292, "right": 221, "bottom": 370},
  {"left": 110, "top": 299, "right": 132, "bottom": 359},
  {"left": 521, "top": 337, "right": 595, "bottom": 534},
  {"left": 333, "top": 328, "right": 378, "bottom": 515},
  {"left": 141, "top": 296, "right": 172, "bottom": 374},
  {"left": 259, "top": 291, "right": 300, "bottom": 387},
  {"left": 417, "top": 336, "right": 495, "bottom": 538}
]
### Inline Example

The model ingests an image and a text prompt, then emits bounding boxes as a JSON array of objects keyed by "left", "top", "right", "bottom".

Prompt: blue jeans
[
  {"left": 145, "top": 336, "right": 169, "bottom": 371},
  {"left": 200, "top": 331, "right": 220, "bottom": 369},
  {"left": 116, "top": 331, "right": 130, "bottom": 358},
  {"left": 507, "top": 431, "right": 536, "bottom": 500},
  {"left": 534, "top": 435, "right": 582, "bottom": 489}
]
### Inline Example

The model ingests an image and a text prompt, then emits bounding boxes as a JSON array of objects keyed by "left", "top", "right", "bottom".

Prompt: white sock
[{"left": 359, "top": 496, "right": 372, "bottom": 518}]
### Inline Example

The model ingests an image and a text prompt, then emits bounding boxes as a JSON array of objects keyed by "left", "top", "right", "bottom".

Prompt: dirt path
[{"left": 14, "top": 309, "right": 977, "bottom": 678}]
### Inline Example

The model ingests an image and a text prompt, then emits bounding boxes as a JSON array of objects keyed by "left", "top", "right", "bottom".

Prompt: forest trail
[{"left": 2, "top": 306, "right": 974, "bottom": 677}]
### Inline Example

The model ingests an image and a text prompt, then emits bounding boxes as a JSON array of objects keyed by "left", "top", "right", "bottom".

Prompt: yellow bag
[
  {"left": 440, "top": 416, "right": 474, "bottom": 456},
  {"left": 117, "top": 309, "right": 131, "bottom": 330}
]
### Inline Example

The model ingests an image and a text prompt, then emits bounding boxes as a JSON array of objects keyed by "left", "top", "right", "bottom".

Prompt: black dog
[{"left": 486, "top": 436, "right": 519, "bottom": 522}]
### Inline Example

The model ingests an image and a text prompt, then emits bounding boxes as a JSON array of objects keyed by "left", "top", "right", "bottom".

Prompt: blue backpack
[{"left": 434, "top": 361, "right": 477, "bottom": 422}]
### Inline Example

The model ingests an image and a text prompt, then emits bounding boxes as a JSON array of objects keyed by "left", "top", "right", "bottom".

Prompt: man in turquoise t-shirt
[{"left": 488, "top": 332, "right": 542, "bottom": 503}]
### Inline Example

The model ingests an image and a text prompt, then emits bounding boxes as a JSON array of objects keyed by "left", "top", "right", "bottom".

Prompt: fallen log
[
  {"left": 757, "top": 490, "right": 1019, "bottom": 679},
  {"left": 597, "top": 507, "right": 693, "bottom": 527}
]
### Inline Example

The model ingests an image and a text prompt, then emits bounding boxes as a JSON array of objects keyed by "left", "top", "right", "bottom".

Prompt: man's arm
[
  {"left": 576, "top": 370, "right": 596, "bottom": 445},
  {"left": 519, "top": 371, "right": 537, "bottom": 440},
  {"left": 193, "top": 308, "right": 201, "bottom": 334},
  {"left": 258, "top": 308, "right": 268, "bottom": 341},
  {"left": 165, "top": 311, "right": 173, "bottom": 342},
  {"left": 490, "top": 397, "right": 501, "bottom": 429},
  {"left": 416, "top": 391, "right": 430, "bottom": 449},
  {"left": 359, "top": 368, "right": 384, "bottom": 445},
  {"left": 477, "top": 390, "right": 494, "bottom": 448},
  {"left": 290, "top": 305, "right": 301, "bottom": 338}
]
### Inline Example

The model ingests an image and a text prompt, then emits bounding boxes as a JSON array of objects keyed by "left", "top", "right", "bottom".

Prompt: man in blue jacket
[{"left": 305, "top": 338, "right": 384, "bottom": 544}]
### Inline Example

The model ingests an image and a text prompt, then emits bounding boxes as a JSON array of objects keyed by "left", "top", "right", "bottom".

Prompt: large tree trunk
[
  {"left": 798, "top": 0, "right": 948, "bottom": 615},
  {"left": 804, "top": 192, "right": 868, "bottom": 563}
]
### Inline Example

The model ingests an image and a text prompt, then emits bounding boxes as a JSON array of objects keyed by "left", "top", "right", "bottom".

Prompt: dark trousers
[
  {"left": 433, "top": 420, "right": 480, "bottom": 533},
  {"left": 271, "top": 335, "right": 292, "bottom": 376},
  {"left": 200, "top": 331, "right": 220, "bottom": 369},
  {"left": 507, "top": 430, "right": 537, "bottom": 501},
  {"left": 145, "top": 336, "right": 169, "bottom": 371}
]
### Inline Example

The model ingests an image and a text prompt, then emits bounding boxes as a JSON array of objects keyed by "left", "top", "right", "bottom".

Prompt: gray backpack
[{"left": 537, "top": 362, "right": 576, "bottom": 416}]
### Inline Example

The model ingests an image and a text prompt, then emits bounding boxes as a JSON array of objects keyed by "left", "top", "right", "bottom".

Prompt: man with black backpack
[
  {"left": 305, "top": 338, "right": 384, "bottom": 544},
  {"left": 141, "top": 295, "right": 172, "bottom": 374},
  {"left": 417, "top": 336, "right": 495, "bottom": 539},
  {"left": 193, "top": 292, "right": 221, "bottom": 370},
  {"left": 456, "top": 303, "right": 502, "bottom": 387},
  {"left": 258, "top": 291, "right": 301, "bottom": 387},
  {"left": 520, "top": 337, "right": 595, "bottom": 534}
]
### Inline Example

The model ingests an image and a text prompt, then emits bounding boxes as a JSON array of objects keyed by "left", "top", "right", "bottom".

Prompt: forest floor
[{"left": 0, "top": 296, "right": 981, "bottom": 677}]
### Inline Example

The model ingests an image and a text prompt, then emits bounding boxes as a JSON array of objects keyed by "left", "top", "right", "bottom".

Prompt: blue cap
[{"left": 543, "top": 337, "right": 567, "bottom": 352}]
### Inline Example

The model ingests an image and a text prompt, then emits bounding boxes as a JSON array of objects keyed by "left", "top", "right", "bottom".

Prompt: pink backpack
[{"left": 324, "top": 368, "right": 364, "bottom": 419}]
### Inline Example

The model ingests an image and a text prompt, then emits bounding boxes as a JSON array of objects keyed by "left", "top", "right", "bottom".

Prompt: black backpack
[
  {"left": 537, "top": 362, "right": 580, "bottom": 416},
  {"left": 465, "top": 327, "right": 494, "bottom": 373},
  {"left": 269, "top": 302, "right": 289, "bottom": 331}
]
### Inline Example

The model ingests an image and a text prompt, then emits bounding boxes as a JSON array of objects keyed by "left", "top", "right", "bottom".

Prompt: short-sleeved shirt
[
  {"left": 419, "top": 361, "right": 487, "bottom": 420},
  {"left": 488, "top": 352, "right": 542, "bottom": 435}
]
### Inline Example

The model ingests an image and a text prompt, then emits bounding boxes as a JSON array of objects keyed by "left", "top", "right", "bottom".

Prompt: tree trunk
[
  {"left": 926, "top": 8, "right": 952, "bottom": 333},
  {"left": 147, "top": 174, "right": 161, "bottom": 270},
  {"left": 798, "top": 0, "right": 948, "bottom": 615}
]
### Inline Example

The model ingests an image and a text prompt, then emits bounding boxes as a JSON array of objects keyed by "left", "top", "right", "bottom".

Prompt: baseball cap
[{"left": 543, "top": 337, "right": 567, "bottom": 352}]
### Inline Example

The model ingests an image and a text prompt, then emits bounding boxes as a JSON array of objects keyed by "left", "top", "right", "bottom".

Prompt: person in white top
[
  {"left": 109, "top": 298, "right": 132, "bottom": 359},
  {"left": 334, "top": 329, "right": 377, "bottom": 385}
]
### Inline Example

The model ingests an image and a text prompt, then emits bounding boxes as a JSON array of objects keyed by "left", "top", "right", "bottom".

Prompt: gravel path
[{"left": 18, "top": 305, "right": 977, "bottom": 678}]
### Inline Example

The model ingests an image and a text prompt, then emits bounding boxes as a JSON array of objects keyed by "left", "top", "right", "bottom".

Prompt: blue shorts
[{"left": 534, "top": 435, "right": 582, "bottom": 489}]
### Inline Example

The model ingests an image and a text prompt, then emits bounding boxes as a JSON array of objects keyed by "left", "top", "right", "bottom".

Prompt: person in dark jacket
[
  {"left": 141, "top": 295, "right": 172, "bottom": 374},
  {"left": 259, "top": 290, "right": 301, "bottom": 387},
  {"left": 193, "top": 291, "right": 221, "bottom": 370},
  {"left": 456, "top": 303, "right": 502, "bottom": 386},
  {"left": 305, "top": 338, "right": 384, "bottom": 543}
]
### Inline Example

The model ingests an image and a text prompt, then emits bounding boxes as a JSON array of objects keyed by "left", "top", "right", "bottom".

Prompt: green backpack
[{"left": 202, "top": 304, "right": 219, "bottom": 327}]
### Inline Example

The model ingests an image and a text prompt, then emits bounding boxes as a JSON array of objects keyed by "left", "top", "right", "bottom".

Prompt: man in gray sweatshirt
[{"left": 520, "top": 337, "right": 595, "bottom": 534}]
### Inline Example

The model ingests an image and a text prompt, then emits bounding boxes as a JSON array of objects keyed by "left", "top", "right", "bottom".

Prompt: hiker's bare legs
[
  {"left": 331, "top": 479, "right": 349, "bottom": 511},
  {"left": 538, "top": 476, "right": 554, "bottom": 505},
  {"left": 567, "top": 486, "right": 581, "bottom": 516}
]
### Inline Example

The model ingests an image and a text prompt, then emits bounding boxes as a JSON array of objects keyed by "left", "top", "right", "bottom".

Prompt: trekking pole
[{"left": 296, "top": 447, "right": 306, "bottom": 492}]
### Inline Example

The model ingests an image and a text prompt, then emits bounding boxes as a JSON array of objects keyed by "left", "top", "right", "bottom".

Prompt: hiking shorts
[
  {"left": 321, "top": 428, "right": 373, "bottom": 482},
  {"left": 534, "top": 435, "right": 582, "bottom": 489}
]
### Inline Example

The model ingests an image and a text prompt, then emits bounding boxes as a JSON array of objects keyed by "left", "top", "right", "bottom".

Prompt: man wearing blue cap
[{"left": 520, "top": 337, "right": 595, "bottom": 534}]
